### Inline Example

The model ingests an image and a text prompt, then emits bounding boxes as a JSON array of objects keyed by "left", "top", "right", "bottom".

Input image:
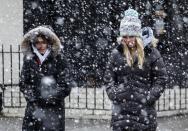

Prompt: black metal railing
[
  {"left": 0, "top": 45, "right": 22, "bottom": 108},
  {"left": 0, "top": 44, "right": 188, "bottom": 113}
]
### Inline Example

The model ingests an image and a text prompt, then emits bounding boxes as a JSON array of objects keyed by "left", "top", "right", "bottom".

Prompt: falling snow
[{"left": 0, "top": 0, "right": 187, "bottom": 131}]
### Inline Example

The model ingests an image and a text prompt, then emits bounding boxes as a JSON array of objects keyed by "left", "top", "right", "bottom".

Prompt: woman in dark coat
[
  {"left": 19, "top": 26, "right": 72, "bottom": 131},
  {"left": 104, "top": 9, "right": 168, "bottom": 131}
]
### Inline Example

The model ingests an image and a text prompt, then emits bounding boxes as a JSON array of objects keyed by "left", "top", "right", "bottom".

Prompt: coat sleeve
[
  {"left": 19, "top": 57, "right": 38, "bottom": 103},
  {"left": 104, "top": 52, "right": 131, "bottom": 103},
  {"left": 146, "top": 49, "right": 168, "bottom": 105},
  {"left": 55, "top": 54, "right": 72, "bottom": 99},
  {"left": 104, "top": 55, "right": 118, "bottom": 102}
]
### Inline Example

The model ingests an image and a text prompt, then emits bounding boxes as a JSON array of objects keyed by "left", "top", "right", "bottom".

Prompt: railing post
[{"left": 0, "top": 91, "right": 2, "bottom": 114}]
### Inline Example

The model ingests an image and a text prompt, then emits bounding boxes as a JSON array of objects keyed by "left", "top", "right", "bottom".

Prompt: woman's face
[
  {"left": 35, "top": 37, "right": 48, "bottom": 54},
  {"left": 122, "top": 36, "right": 136, "bottom": 48}
]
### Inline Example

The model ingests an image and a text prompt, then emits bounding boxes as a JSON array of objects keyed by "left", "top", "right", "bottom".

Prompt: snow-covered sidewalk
[{"left": 0, "top": 115, "right": 188, "bottom": 131}]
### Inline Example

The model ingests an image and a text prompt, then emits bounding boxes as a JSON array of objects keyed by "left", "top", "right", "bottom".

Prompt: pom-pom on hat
[{"left": 119, "top": 9, "right": 142, "bottom": 37}]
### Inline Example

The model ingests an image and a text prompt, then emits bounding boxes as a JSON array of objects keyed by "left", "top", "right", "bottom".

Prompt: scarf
[{"left": 32, "top": 44, "right": 51, "bottom": 65}]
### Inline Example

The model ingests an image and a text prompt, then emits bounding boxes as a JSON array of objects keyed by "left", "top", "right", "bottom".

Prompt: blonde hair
[{"left": 123, "top": 37, "right": 145, "bottom": 69}]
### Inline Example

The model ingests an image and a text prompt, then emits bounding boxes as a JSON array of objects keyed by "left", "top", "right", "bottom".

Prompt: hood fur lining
[{"left": 21, "top": 26, "right": 61, "bottom": 56}]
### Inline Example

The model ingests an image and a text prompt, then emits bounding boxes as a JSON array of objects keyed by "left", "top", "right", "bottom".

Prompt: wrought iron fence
[{"left": 0, "top": 44, "right": 188, "bottom": 114}]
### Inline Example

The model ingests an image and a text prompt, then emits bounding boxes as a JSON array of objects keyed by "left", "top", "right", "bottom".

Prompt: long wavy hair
[{"left": 123, "top": 37, "right": 145, "bottom": 69}]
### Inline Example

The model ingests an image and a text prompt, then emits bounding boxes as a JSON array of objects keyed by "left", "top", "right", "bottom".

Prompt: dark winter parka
[
  {"left": 104, "top": 44, "right": 167, "bottom": 131},
  {"left": 19, "top": 27, "right": 71, "bottom": 131}
]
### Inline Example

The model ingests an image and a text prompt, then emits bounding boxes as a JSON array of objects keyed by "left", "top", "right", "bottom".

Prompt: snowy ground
[{"left": 0, "top": 115, "right": 188, "bottom": 131}]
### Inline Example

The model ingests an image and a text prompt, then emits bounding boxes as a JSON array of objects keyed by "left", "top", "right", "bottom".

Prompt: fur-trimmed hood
[{"left": 21, "top": 26, "right": 61, "bottom": 56}]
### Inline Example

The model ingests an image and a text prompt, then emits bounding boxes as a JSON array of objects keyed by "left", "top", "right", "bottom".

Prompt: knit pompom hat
[{"left": 119, "top": 9, "right": 142, "bottom": 37}]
